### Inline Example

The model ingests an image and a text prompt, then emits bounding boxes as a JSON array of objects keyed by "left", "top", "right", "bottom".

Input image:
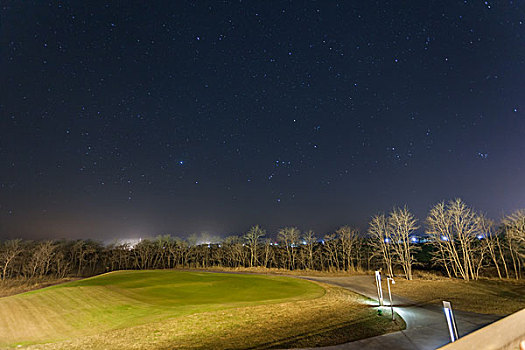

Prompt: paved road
[{"left": 299, "top": 275, "right": 501, "bottom": 350}]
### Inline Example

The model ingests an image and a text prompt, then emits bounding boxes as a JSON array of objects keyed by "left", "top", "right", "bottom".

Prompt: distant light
[
  {"left": 117, "top": 238, "right": 141, "bottom": 249},
  {"left": 477, "top": 234, "right": 484, "bottom": 240},
  {"left": 441, "top": 235, "right": 449, "bottom": 241},
  {"left": 477, "top": 152, "right": 488, "bottom": 159},
  {"left": 384, "top": 238, "right": 391, "bottom": 243},
  {"left": 411, "top": 236, "right": 418, "bottom": 242}
]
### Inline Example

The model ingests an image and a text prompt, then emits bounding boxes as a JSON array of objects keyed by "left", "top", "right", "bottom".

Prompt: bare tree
[
  {"left": 52, "top": 241, "right": 72, "bottom": 278},
  {"left": 452, "top": 199, "right": 481, "bottom": 280},
  {"left": 223, "top": 236, "right": 245, "bottom": 268},
  {"left": 261, "top": 238, "right": 274, "bottom": 268},
  {"left": 28, "top": 240, "right": 56, "bottom": 278},
  {"left": 388, "top": 206, "right": 419, "bottom": 280},
  {"left": 502, "top": 209, "right": 525, "bottom": 279},
  {"left": 323, "top": 233, "right": 340, "bottom": 271},
  {"left": 244, "top": 225, "right": 265, "bottom": 267},
  {"left": 71, "top": 240, "right": 90, "bottom": 276},
  {"left": 134, "top": 240, "right": 155, "bottom": 270},
  {"left": 426, "top": 199, "right": 483, "bottom": 281},
  {"left": 426, "top": 201, "right": 455, "bottom": 278},
  {"left": 337, "top": 226, "right": 359, "bottom": 272},
  {"left": 0, "top": 239, "right": 23, "bottom": 280},
  {"left": 302, "top": 230, "right": 317, "bottom": 270},
  {"left": 152, "top": 235, "right": 170, "bottom": 269},
  {"left": 85, "top": 240, "right": 102, "bottom": 274},
  {"left": 278, "top": 227, "right": 300, "bottom": 270},
  {"left": 479, "top": 216, "right": 509, "bottom": 279},
  {"left": 368, "top": 214, "right": 394, "bottom": 277}
]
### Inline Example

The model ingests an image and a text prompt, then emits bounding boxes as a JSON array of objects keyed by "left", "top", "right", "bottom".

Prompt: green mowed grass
[{"left": 0, "top": 270, "right": 324, "bottom": 348}]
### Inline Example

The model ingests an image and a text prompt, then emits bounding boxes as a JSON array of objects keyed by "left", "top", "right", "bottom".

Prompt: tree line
[{"left": 0, "top": 198, "right": 523, "bottom": 281}]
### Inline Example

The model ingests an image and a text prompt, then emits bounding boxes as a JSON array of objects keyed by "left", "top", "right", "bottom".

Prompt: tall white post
[
  {"left": 443, "top": 301, "right": 459, "bottom": 342},
  {"left": 375, "top": 271, "right": 384, "bottom": 306},
  {"left": 387, "top": 277, "right": 395, "bottom": 320}
]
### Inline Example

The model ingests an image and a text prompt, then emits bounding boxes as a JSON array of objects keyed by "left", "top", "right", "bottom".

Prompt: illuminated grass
[{"left": 0, "top": 271, "right": 404, "bottom": 349}]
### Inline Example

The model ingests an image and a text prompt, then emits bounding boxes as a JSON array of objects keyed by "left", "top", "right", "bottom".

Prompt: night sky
[{"left": 1, "top": 1, "right": 524, "bottom": 241}]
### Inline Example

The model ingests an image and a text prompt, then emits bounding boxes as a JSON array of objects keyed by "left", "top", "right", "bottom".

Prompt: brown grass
[
  {"left": 0, "top": 278, "right": 78, "bottom": 298},
  {"left": 391, "top": 276, "right": 525, "bottom": 315},
  {"left": 194, "top": 265, "right": 370, "bottom": 277},
  {"left": 26, "top": 282, "right": 404, "bottom": 350}
]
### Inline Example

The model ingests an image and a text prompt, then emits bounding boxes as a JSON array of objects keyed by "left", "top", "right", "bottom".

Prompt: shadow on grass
[{"left": 245, "top": 311, "right": 406, "bottom": 350}]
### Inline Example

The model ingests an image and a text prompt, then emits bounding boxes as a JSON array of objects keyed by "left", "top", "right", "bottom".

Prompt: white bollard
[
  {"left": 443, "top": 301, "right": 459, "bottom": 342},
  {"left": 387, "top": 277, "right": 395, "bottom": 321},
  {"left": 375, "top": 271, "right": 384, "bottom": 306}
]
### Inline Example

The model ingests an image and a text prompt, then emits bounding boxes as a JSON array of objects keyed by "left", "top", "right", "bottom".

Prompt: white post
[
  {"left": 387, "top": 277, "right": 395, "bottom": 321},
  {"left": 443, "top": 301, "right": 459, "bottom": 342},
  {"left": 375, "top": 271, "right": 384, "bottom": 306}
]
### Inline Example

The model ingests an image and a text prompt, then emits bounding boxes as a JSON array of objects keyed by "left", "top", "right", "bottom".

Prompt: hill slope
[
  {"left": 0, "top": 270, "right": 323, "bottom": 347},
  {"left": 0, "top": 270, "right": 403, "bottom": 349}
]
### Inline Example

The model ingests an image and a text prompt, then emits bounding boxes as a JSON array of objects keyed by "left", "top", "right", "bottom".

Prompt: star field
[{"left": 1, "top": 1, "right": 524, "bottom": 240}]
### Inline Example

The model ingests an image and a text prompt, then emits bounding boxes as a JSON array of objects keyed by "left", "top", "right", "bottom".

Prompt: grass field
[
  {"left": 391, "top": 277, "right": 525, "bottom": 315},
  {"left": 0, "top": 278, "right": 78, "bottom": 298},
  {"left": 0, "top": 270, "right": 403, "bottom": 349}
]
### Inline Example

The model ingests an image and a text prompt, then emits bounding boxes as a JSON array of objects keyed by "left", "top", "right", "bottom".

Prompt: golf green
[{"left": 0, "top": 270, "right": 325, "bottom": 347}]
